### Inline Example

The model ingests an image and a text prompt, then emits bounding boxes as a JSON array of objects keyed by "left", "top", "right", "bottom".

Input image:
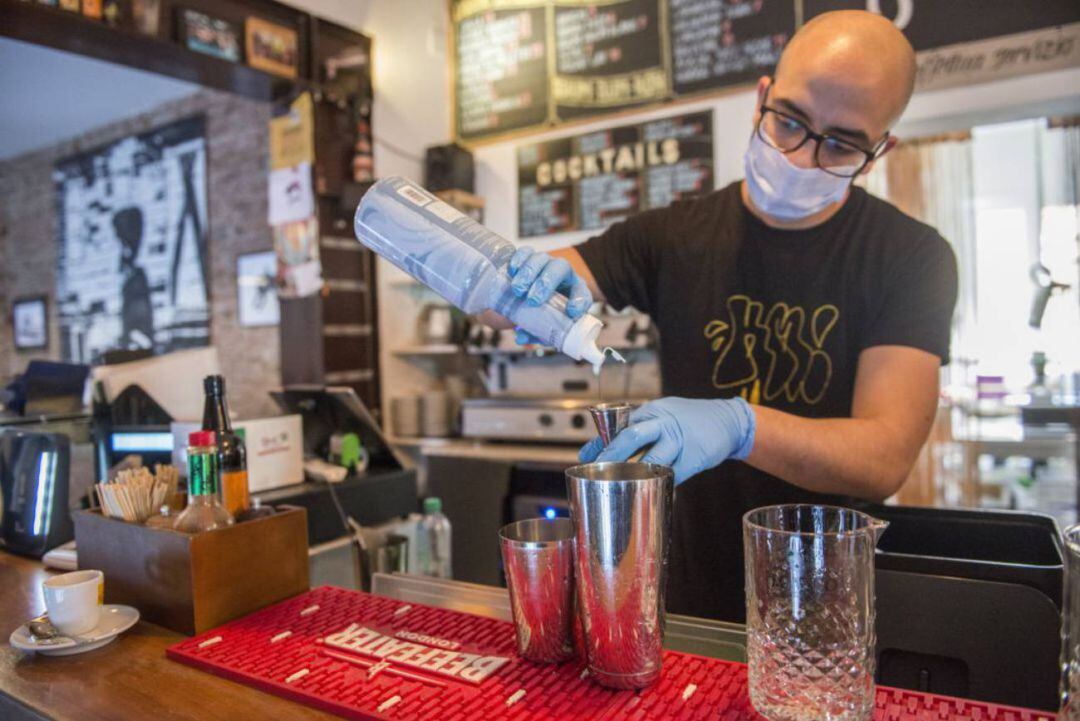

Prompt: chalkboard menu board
[
  {"left": 552, "top": 0, "right": 666, "bottom": 120},
  {"left": 669, "top": 0, "right": 793, "bottom": 96},
  {"left": 517, "top": 110, "right": 713, "bottom": 237},
  {"left": 454, "top": 4, "right": 550, "bottom": 140},
  {"left": 453, "top": 0, "right": 794, "bottom": 142},
  {"left": 455, "top": 0, "right": 1080, "bottom": 142}
]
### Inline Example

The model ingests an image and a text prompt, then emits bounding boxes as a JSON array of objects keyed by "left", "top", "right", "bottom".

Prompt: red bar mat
[{"left": 166, "top": 586, "right": 1053, "bottom": 721}]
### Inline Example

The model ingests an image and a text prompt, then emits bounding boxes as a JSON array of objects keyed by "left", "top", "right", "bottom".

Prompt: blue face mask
[{"left": 743, "top": 132, "right": 856, "bottom": 221}]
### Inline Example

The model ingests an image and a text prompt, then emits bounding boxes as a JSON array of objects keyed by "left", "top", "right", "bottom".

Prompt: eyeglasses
[{"left": 756, "top": 86, "right": 889, "bottom": 178}]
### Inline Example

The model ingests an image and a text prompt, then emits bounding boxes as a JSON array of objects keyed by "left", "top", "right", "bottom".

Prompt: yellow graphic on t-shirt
[{"left": 704, "top": 295, "right": 839, "bottom": 405}]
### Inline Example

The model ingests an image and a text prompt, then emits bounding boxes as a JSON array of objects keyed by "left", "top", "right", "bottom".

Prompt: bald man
[{"left": 492, "top": 10, "right": 958, "bottom": 621}]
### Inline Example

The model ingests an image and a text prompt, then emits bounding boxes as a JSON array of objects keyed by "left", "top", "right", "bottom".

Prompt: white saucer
[{"left": 9, "top": 605, "right": 140, "bottom": 656}]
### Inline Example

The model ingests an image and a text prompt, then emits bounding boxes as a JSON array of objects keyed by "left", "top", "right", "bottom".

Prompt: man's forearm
[{"left": 745, "top": 405, "right": 924, "bottom": 502}]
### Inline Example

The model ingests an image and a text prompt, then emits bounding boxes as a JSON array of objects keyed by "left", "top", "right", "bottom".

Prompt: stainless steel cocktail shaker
[{"left": 565, "top": 461, "right": 674, "bottom": 689}]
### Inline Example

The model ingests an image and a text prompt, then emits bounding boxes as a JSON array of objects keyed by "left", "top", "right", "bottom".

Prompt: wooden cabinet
[{"left": 278, "top": 18, "right": 381, "bottom": 419}]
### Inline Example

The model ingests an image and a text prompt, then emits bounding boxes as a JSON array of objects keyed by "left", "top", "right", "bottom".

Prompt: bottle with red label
[{"left": 174, "top": 430, "right": 234, "bottom": 534}]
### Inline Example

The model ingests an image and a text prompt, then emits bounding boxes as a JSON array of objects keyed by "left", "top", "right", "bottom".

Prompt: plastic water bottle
[
  {"left": 417, "top": 497, "right": 452, "bottom": 579},
  {"left": 354, "top": 177, "right": 608, "bottom": 370}
]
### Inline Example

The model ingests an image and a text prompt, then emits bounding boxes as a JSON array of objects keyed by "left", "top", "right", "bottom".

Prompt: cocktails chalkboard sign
[{"left": 517, "top": 110, "right": 713, "bottom": 237}]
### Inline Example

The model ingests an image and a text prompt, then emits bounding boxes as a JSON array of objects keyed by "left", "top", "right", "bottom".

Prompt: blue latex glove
[
  {"left": 506, "top": 247, "right": 592, "bottom": 345},
  {"left": 578, "top": 397, "right": 757, "bottom": 484}
]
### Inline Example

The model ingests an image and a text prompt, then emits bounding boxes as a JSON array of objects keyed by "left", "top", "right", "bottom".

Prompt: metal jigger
[{"left": 588, "top": 402, "right": 631, "bottom": 446}]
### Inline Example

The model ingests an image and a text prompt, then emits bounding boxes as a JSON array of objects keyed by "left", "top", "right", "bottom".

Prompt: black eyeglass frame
[{"left": 756, "top": 84, "right": 891, "bottom": 178}]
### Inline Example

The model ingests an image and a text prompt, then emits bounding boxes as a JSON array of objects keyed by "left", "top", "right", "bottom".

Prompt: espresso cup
[{"left": 43, "top": 570, "right": 104, "bottom": 636}]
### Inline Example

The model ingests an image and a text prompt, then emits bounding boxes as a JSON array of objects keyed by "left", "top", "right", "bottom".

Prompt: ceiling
[{"left": 0, "top": 37, "right": 200, "bottom": 161}]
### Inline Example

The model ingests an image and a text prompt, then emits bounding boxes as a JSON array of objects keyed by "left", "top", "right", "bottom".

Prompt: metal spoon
[
  {"left": 27, "top": 615, "right": 88, "bottom": 645},
  {"left": 27, "top": 615, "right": 64, "bottom": 645}
]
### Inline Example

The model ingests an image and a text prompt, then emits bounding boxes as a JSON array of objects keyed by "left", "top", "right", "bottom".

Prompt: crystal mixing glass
[{"left": 744, "top": 505, "right": 887, "bottom": 721}]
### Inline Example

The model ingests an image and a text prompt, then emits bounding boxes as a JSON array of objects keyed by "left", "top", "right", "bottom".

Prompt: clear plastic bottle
[
  {"left": 416, "top": 497, "right": 452, "bottom": 579},
  {"left": 354, "top": 177, "right": 608, "bottom": 370}
]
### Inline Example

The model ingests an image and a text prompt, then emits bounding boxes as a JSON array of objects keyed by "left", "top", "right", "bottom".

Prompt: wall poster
[
  {"left": 55, "top": 115, "right": 210, "bottom": 364},
  {"left": 517, "top": 109, "right": 713, "bottom": 237}
]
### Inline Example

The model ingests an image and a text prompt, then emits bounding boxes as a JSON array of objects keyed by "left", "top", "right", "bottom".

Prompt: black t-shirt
[{"left": 576, "top": 181, "right": 958, "bottom": 622}]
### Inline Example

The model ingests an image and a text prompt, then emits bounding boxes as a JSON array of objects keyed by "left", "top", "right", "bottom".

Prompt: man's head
[
  {"left": 758, "top": 10, "right": 917, "bottom": 170},
  {"left": 741, "top": 10, "right": 916, "bottom": 226},
  {"left": 113, "top": 207, "right": 143, "bottom": 264}
]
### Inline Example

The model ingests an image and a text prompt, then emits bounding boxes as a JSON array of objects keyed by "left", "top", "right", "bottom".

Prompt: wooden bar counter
[{"left": 0, "top": 551, "right": 336, "bottom": 721}]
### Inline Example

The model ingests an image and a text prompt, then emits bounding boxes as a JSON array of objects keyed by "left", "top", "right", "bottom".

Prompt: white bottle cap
[{"left": 561, "top": 314, "right": 606, "bottom": 371}]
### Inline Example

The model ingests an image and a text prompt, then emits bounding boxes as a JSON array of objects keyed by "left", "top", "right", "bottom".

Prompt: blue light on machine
[
  {"left": 32, "top": 451, "right": 56, "bottom": 536},
  {"left": 544, "top": 507, "right": 557, "bottom": 520},
  {"left": 111, "top": 432, "right": 174, "bottom": 452}
]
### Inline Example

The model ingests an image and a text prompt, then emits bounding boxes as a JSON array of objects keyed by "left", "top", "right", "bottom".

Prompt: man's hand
[
  {"left": 579, "top": 397, "right": 757, "bottom": 484},
  {"left": 477, "top": 246, "right": 603, "bottom": 340},
  {"left": 505, "top": 247, "right": 593, "bottom": 345},
  {"left": 507, "top": 247, "right": 593, "bottom": 315}
]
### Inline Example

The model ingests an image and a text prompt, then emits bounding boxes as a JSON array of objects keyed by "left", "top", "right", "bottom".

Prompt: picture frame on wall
[
  {"left": 236, "top": 251, "right": 280, "bottom": 327},
  {"left": 177, "top": 8, "right": 242, "bottom": 62},
  {"left": 133, "top": 0, "right": 162, "bottom": 36},
  {"left": 81, "top": 0, "right": 102, "bottom": 20},
  {"left": 12, "top": 297, "right": 48, "bottom": 351},
  {"left": 245, "top": 16, "right": 299, "bottom": 78}
]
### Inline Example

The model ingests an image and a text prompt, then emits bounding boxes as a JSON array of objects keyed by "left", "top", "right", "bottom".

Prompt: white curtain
[
  {"left": 1037, "top": 120, "right": 1080, "bottom": 375},
  {"left": 859, "top": 135, "right": 977, "bottom": 381},
  {"left": 857, "top": 136, "right": 977, "bottom": 507}
]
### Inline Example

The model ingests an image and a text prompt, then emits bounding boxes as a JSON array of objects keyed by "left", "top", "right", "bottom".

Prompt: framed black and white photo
[
  {"left": 55, "top": 115, "right": 210, "bottom": 364},
  {"left": 12, "top": 297, "right": 48, "bottom": 351},
  {"left": 237, "top": 251, "right": 280, "bottom": 327}
]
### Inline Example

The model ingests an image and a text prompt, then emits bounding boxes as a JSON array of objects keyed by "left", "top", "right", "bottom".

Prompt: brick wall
[{"left": 0, "top": 88, "right": 280, "bottom": 419}]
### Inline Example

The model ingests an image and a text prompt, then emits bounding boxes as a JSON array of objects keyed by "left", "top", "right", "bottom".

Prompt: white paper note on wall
[{"left": 268, "top": 163, "right": 315, "bottom": 225}]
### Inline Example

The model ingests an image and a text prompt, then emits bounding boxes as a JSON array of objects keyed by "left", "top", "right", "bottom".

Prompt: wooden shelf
[
  {"left": 391, "top": 344, "right": 649, "bottom": 358},
  {"left": 384, "top": 435, "right": 456, "bottom": 448},
  {"left": 392, "top": 344, "right": 461, "bottom": 356},
  {"left": 0, "top": 0, "right": 303, "bottom": 103},
  {"left": 387, "top": 278, "right": 428, "bottom": 288},
  {"left": 463, "top": 345, "right": 642, "bottom": 356}
]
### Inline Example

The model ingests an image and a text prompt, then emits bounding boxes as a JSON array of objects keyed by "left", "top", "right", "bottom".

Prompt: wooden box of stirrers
[{"left": 73, "top": 506, "right": 310, "bottom": 635}]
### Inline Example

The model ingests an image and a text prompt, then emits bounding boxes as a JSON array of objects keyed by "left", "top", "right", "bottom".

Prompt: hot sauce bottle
[{"left": 173, "top": 431, "right": 234, "bottom": 533}]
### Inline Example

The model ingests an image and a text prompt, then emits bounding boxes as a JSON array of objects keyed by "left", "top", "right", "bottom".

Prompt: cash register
[{"left": 266, "top": 386, "right": 415, "bottom": 545}]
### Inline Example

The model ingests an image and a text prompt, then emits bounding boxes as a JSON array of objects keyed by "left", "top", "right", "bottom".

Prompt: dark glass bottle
[{"left": 201, "top": 375, "right": 250, "bottom": 517}]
